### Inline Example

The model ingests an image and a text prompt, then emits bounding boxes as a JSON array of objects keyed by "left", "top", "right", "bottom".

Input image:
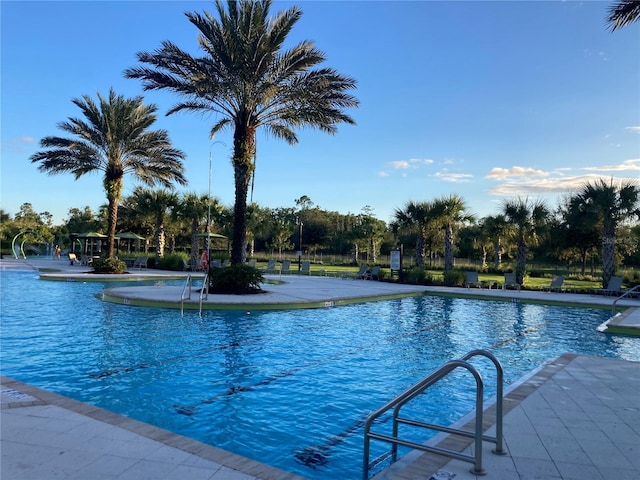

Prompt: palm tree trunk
[
  {"left": 602, "top": 230, "right": 616, "bottom": 288},
  {"left": 190, "top": 220, "right": 199, "bottom": 270},
  {"left": 154, "top": 217, "right": 165, "bottom": 266},
  {"left": 105, "top": 177, "right": 122, "bottom": 258},
  {"left": 415, "top": 230, "right": 426, "bottom": 267},
  {"left": 493, "top": 239, "right": 502, "bottom": 268},
  {"left": 230, "top": 127, "right": 255, "bottom": 265},
  {"left": 444, "top": 225, "right": 454, "bottom": 271},
  {"left": 516, "top": 237, "right": 527, "bottom": 285},
  {"left": 370, "top": 236, "right": 376, "bottom": 264},
  {"left": 480, "top": 244, "right": 487, "bottom": 268}
]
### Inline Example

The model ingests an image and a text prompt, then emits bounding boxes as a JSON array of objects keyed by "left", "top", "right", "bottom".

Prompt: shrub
[
  {"left": 158, "top": 253, "right": 189, "bottom": 271},
  {"left": 208, "top": 265, "right": 264, "bottom": 294},
  {"left": 443, "top": 269, "right": 466, "bottom": 287},
  {"left": 92, "top": 257, "right": 127, "bottom": 274},
  {"left": 404, "top": 267, "right": 433, "bottom": 285}
]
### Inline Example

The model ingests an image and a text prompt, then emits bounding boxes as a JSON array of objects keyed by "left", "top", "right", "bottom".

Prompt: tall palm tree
[
  {"left": 393, "top": 201, "right": 439, "bottom": 267},
  {"left": 131, "top": 187, "right": 178, "bottom": 265},
  {"left": 502, "top": 197, "right": 550, "bottom": 285},
  {"left": 30, "top": 89, "right": 187, "bottom": 257},
  {"left": 576, "top": 179, "right": 639, "bottom": 288},
  {"left": 607, "top": 1, "right": 640, "bottom": 31},
  {"left": 433, "top": 194, "right": 474, "bottom": 271},
  {"left": 125, "top": 0, "right": 358, "bottom": 265}
]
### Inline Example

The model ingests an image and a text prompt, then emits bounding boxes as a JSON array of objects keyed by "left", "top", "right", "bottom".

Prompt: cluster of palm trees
[
  {"left": 30, "top": 0, "right": 358, "bottom": 268},
  {"left": 393, "top": 182, "right": 639, "bottom": 289},
  {"left": 28, "top": 0, "right": 638, "bottom": 283}
]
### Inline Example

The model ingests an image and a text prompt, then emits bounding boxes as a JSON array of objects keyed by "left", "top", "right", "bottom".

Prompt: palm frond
[{"left": 606, "top": 0, "right": 640, "bottom": 31}]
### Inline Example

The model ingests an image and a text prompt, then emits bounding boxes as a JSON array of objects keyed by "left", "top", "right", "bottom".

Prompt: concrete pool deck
[{"left": 1, "top": 257, "right": 639, "bottom": 479}]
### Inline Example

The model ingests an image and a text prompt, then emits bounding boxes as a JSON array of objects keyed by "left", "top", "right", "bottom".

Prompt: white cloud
[
  {"left": 625, "top": 126, "right": 640, "bottom": 134},
  {"left": 378, "top": 171, "right": 389, "bottom": 177},
  {"left": 582, "top": 159, "right": 640, "bottom": 172},
  {"left": 387, "top": 158, "right": 434, "bottom": 170},
  {"left": 487, "top": 173, "right": 637, "bottom": 196},
  {"left": 434, "top": 172, "right": 473, "bottom": 183},
  {"left": 485, "top": 166, "right": 549, "bottom": 179},
  {"left": 20, "top": 136, "right": 35, "bottom": 143}
]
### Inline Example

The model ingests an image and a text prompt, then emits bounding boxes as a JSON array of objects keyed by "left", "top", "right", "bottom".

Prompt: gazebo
[
  {"left": 69, "top": 232, "right": 107, "bottom": 256},
  {"left": 115, "top": 232, "right": 146, "bottom": 254}
]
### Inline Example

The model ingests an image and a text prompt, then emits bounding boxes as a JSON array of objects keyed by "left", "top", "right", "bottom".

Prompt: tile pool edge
[
  {"left": 99, "top": 288, "right": 427, "bottom": 310},
  {"left": 423, "top": 290, "right": 615, "bottom": 310},
  {"left": 0, "top": 375, "right": 307, "bottom": 480}
]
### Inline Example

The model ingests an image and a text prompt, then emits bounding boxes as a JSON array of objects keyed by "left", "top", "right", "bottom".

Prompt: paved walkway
[{"left": 2, "top": 258, "right": 639, "bottom": 479}]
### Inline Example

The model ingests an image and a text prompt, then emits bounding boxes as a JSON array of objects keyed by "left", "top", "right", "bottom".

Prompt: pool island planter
[{"left": 100, "top": 286, "right": 426, "bottom": 311}]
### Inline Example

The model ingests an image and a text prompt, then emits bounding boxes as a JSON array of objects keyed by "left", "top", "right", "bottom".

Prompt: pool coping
[{"left": 1, "top": 375, "right": 307, "bottom": 480}]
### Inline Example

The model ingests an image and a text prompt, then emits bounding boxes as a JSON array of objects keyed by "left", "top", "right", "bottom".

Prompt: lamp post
[
  {"left": 207, "top": 141, "right": 226, "bottom": 270},
  {"left": 297, "top": 218, "right": 303, "bottom": 273}
]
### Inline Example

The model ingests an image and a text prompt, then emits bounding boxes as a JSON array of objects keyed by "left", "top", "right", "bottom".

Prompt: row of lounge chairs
[{"left": 465, "top": 271, "right": 633, "bottom": 297}]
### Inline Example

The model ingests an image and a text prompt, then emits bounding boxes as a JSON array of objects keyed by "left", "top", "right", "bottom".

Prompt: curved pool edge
[{"left": 99, "top": 285, "right": 427, "bottom": 311}]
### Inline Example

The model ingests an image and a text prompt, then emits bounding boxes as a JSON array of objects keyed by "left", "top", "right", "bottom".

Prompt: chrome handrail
[
  {"left": 198, "top": 273, "right": 209, "bottom": 316},
  {"left": 363, "top": 349, "right": 504, "bottom": 479},
  {"left": 180, "top": 275, "right": 192, "bottom": 317},
  {"left": 612, "top": 284, "right": 640, "bottom": 316}
]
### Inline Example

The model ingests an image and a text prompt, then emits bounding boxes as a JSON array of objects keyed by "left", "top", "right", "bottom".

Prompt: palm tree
[
  {"left": 131, "top": 188, "right": 178, "bottom": 265},
  {"left": 502, "top": 197, "right": 550, "bottom": 285},
  {"left": 481, "top": 214, "right": 508, "bottom": 268},
  {"left": 576, "top": 179, "right": 639, "bottom": 288},
  {"left": 30, "top": 89, "right": 187, "bottom": 258},
  {"left": 125, "top": 0, "right": 358, "bottom": 265},
  {"left": 607, "top": 1, "right": 640, "bottom": 31},
  {"left": 178, "top": 193, "right": 213, "bottom": 271},
  {"left": 433, "top": 194, "right": 474, "bottom": 271},
  {"left": 393, "top": 201, "right": 439, "bottom": 267}
]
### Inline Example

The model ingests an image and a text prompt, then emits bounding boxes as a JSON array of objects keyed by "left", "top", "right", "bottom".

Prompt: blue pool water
[{"left": 1, "top": 269, "right": 639, "bottom": 479}]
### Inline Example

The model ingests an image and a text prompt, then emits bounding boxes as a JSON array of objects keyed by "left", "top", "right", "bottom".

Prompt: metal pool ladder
[
  {"left": 363, "top": 349, "right": 505, "bottom": 479},
  {"left": 180, "top": 273, "right": 209, "bottom": 316}
]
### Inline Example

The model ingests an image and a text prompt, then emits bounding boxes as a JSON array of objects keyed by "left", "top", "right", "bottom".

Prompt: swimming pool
[{"left": 1, "top": 270, "right": 638, "bottom": 479}]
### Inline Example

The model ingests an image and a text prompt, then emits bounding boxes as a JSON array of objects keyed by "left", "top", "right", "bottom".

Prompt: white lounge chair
[
  {"left": 300, "top": 261, "right": 311, "bottom": 275},
  {"left": 68, "top": 253, "right": 81, "bottom": 265},
  {"left": 133, "top": 257, "right": 148, "bottom": 269},
  {"left": 263, "top": 259, "right": 278, "bottom": 274},
  {"left": 365, "top": 266, "right": 381, "bottom": 280}
]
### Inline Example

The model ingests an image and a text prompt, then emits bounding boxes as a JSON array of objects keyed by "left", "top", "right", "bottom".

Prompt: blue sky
[{"left": 2, "top": 1, "right": 639, "bottom": 225}]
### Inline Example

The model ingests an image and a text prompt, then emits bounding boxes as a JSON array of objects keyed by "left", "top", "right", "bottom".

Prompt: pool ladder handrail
[
  {"left": 612, "top": 285, "right": 640, "bottom": 317},
  {"left": 180, "top": 273, "right": 209, "bottom": 317},
  {"left": 363, "top": 349, "right": 505, "bottom": 479},
  {"left": 198, "top": 273, "right": 209, "bottom": 315}
]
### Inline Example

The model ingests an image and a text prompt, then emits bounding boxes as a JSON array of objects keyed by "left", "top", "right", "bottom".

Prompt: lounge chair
[
  {"left": 68, "top": 253, "right": 81, "bottom": 265},
  {"left": 300, "top": 261, "right": 311, "bottom": 275},
  {"left": 593, "top": 276, "right": 624, "bottom": 296},
  {"left": 247, "top": 259, "right": 257, "bottom": 268},
  {"left": 347, "top": 264, "right": 368, "bottom": 279},
  {"left": 263, "top": 259, "right": 278, "bottom": 274},
  {"left": 210, "top": 259, "right": 222, "bottom": 268},
  {"left": 544, "top": 275, "right": 565, "bottom": 292},
  {"left": 133, "top": 257, "right": 148, "bottom": 269},
  {"left": 80, "top": 254, "right": 93, "bottom": 266},
  {"left": 465, "top": 271, "right": 483, "bottom": 288},
  {"left": 502, "top": 273, "right": 520, "bottom": 290},
  {"left": 222, "top": 259, "right": 230, "bottom": 267},
  {"left": 280, "top": 260, "right": 292, "bottom": 275},
  {"left": 365, "top": 265, "right": 381, "bottom": 280}
]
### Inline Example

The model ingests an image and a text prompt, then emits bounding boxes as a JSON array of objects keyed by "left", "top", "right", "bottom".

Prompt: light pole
[
  {"left": 207, "top": 141, "right": 226, "bottom": 270},
  {"left": 297, "top": 218, "right": 303, "bottom": 274}
]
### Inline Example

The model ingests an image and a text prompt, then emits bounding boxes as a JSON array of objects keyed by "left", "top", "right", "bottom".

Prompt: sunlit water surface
[{"left": 2, "top": 270, "right": 638, "bottom": 479}]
